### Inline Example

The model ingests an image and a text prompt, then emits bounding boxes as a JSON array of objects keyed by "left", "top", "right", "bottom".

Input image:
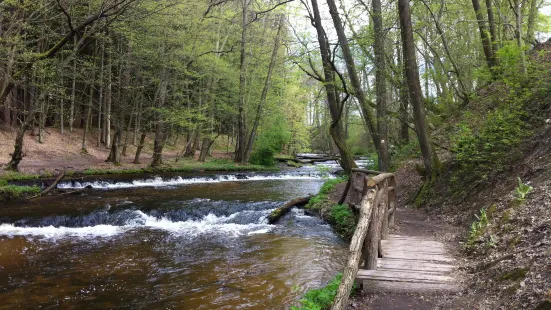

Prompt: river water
[{"left": 0, "top": 169, "right": 349, "bottom": 309}]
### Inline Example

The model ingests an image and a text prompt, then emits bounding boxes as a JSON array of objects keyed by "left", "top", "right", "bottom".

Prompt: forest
[
  {"left": 1, "top": 0, "right": 551, "bottom": 309},
  {"left": 0, "top": 0, "right": 548, "bottom": 174}
]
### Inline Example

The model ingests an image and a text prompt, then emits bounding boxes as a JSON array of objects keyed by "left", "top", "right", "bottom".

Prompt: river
[{"left": 0, "top": 168, "right": 350, "bottom": 309}]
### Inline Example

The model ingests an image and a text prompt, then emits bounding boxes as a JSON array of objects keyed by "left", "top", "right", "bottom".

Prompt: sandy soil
[{"left": 0, "top": 127, "right": 231, "bottom": 175}]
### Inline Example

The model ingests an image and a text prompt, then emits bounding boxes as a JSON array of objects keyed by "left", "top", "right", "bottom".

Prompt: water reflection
[{"left": 0, "top": 174, "right": 346, "bottom": 309}]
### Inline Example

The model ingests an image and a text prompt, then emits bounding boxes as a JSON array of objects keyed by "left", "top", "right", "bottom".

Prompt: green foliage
[
  {"left": 467, "top": 208, "right": 490, "bottom": 248},
  {"left": 304, "top": 177, "right": 357, "bottom": 239},
  {"left": 390, "top": 140, "right": 421, "bottom": 170},
  {"left": 515, "top": 177, "right": 533, "bottom": 200},
  {"left": 292, "top": 273, "right": 354, "bottom": 310},
  {"left": 305, "top": 177, "right": 346, "bottom": 210},
  {"left": 250, "top": 115, "right": 292, "bottom": 166},
  {"left": 452, "top": 105, "right": 528, "bottom": 184},
  {"left": 0, "top": 184, "right": 41, "bottom": 201},
  {"left": 250, "top": 147, "right": 277, "bottom": 166},
  {"left": 329, "top": 204, "right": 356, "bottom": 238}
]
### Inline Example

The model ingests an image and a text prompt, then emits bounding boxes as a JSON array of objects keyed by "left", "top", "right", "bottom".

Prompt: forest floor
[{"left": 0, "top": 127, "right": 257, "bottom": 178}]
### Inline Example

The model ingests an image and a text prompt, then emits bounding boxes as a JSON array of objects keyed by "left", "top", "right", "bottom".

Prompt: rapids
[{"left": 0, "top": 168, "right": 349, "bottom": 309}]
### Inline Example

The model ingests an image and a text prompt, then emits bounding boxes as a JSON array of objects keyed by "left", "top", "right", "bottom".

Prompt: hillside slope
[{"left": 420, "top": 42, "right": 551, "bottom": 309}]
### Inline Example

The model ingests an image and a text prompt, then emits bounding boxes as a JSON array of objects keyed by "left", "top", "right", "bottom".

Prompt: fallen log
[
  {"left": 267, "top": 195, "right": 313, "bottom": 224},
  {"left": 27, "top": 170, "right": 65, "bottom": 200}
]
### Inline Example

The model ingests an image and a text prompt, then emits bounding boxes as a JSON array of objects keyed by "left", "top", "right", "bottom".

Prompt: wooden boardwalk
[{"left": 357, "top": 234, "right": 460, "bottom": 293}]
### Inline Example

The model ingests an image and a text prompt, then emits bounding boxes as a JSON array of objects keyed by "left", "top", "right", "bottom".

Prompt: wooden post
[
  {"left": 364, "top": 183, "right": 386, "bottom": 269},
  {"left": 339, "top": 174, "right": 353, "bottom": 205},
  {"left": 389, "top": 177, "right": 397, "bottom": 227},
  {"left": 331, "top": 188, "right": 377, "bottom": 310},
  {"left": 380, "top": 179, "right": 390, "bottom": 240}
]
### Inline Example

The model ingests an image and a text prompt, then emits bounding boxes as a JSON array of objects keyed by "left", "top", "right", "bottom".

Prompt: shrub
[
  {"left": 250, "top": 146, "right": 276, "bottom": 166},
  {"left": 452, "top": 105, "right": 528, "bottom": 184}
]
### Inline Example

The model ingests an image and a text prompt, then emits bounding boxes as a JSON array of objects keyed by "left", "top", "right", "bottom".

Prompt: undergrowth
[
  {"left": 305, "top": 177, "right": 356, "bottom": 240},
  {"left": 292, "top": 273, "right": 356, "bottom": 310}
]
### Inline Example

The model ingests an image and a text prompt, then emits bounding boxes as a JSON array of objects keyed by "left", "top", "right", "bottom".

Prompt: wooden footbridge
[{"left": 331, "top": 169, "right": 459, "bottom": 310}]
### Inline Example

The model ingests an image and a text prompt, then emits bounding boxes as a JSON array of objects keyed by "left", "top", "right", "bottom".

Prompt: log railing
[{"left": 331, "top": 169, "right": 397, "bottom": 310}]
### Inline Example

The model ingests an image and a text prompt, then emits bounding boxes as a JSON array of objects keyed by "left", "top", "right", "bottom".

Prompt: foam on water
[
  {"left": 0, "top": 209, "right": 273, "bottom": 240},
  {"left": 0, "top": 223, "right": 124, "bottom": 238},
  {"left": 58, "top": 173, "right": 329, "bottom": 190}
]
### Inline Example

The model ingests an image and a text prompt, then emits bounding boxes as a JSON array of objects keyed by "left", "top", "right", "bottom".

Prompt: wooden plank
[
  {"left": 357, "top": 269, "right": 455, "bottom": 283},
  {"left": 381, "top": 253, "right": 455, "bottom": 263},
  {"left": 377, "top": 259, "right": 455, "bottom": 273},
  {"left": 362, "top": 280, "right": 461, "bottom": 293},
  {"left": 382, "top": 245, "right": 448, "bottom": 252}
]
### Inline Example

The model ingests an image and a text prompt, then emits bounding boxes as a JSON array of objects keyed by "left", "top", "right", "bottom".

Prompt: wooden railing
[{"left": 331, "top": 168, "right": 397, "bottom": 310}]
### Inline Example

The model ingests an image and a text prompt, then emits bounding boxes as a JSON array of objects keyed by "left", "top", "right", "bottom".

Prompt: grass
[
  {"left": 0, "top": 184, "right": 41, "bottom": 201},
  {"left": 79, "top": 160, "right": 274, "bottom": 176},
  {"left": 0, "top": 158, "right": 276, "bottom": 201},
  {"left": 305, "top": 177, "right": 357, "bottom": 240},
  {"left": 1, "top": 158, "right": 277, "bottom": 181},
  {"left": 292, "top": 273, "right": 352, "bottom": 310}
]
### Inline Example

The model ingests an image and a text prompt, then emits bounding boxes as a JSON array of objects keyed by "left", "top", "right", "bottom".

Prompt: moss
[
  {"left": 499, "top": 267, "right": 529, "bottom": 282},
  {"left": 0, "top": 185, "right": 41, "bottom": 201}
]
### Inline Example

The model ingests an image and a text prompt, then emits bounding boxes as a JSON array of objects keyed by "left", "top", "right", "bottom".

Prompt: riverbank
[
  {"left": 0, "top": 159, "right": 276, "bottom": 202},
  {"left": 0, "top": 127, "right": 280, "bottom": 201}
]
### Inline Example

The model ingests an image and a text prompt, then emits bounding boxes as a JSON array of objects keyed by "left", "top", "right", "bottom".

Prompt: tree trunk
[
  {"left": 235, "top": 0, "right": 250, "bottom": 164},
  {"left": 513, "top": 0, "right": 528, "bottom": 77},
  {"left": 472, "top": 0, "right": 497, "bottom": 69},
  {"left": 485, "top": 0, "right": 499, "bottom": 56},
  {"left": 150, "top": 73, "right": 169, "bottom": 168},
  {"left": 105, "top": 46, "right": 112, "bottom": 148},
  {"left": 244, "top": 15, "right": 284, "bottom": 163},
  {"left": 105, "top": 128, "right": 122, "bottom": 164},
  {"left": 151, "top": 123, "right": 166, "bottom": 167},
  {"left": 398, "top": 43, "right": 410, "bottom": 144},
  {"left": 371, "top": 0, "right": 390, "bottom": 172},
  {"left": 60, "top": 74, "right": 65, "bottom": 134},
  {"left": 6, "top": 88, "right": 38, "bottom": 171},
  {"left": 97, "top": 39, "right": 105, "bottom": 147},
  {"left": 70, "top": 36, "right": 77, "bottom": 133},
  {"left": 326, "top": 0, "right": 380, "bottom": 152},
  {"left": 398, "top": 0, "right": 438, "bottom": 178},
  {"left": 82, "top": 84, "right": 93, "bottom": 152},
  {"left": 3, "top": 92, "right": 10, "bottom": 126},
  {"left": 309, "top": 0, "right": 358, "bottom": 174},
  {"left": 183, "top": 130, "right": 196, "bottom": 157},
  {"left": 526, "top": 0, "right": 538, "bottom": 44},
  {"left": 133, "top": 132, "right": 147, "bottom": 164}
]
